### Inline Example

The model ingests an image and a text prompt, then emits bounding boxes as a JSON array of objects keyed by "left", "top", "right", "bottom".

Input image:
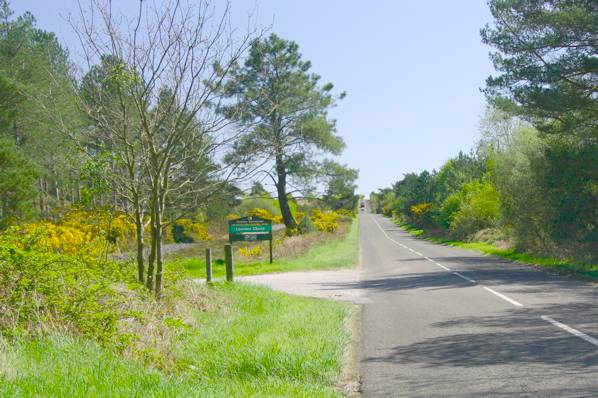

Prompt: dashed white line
[
  {"left": 434, "top": 262, "right": 451, "bottom": 271},
  {"left": 369, "top": 215, "right": 524, "bottom": 307},
  {"left": 483, "top": 286, "right": 523, "bottom": 307},
  {"left": 541, "top": 316, "right": 598, "bottom": 347},
  {"left": 453, "top": 271, "right": 476, "bottom": 283}
]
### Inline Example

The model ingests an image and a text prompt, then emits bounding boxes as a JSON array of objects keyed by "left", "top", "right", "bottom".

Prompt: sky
[{"left": 13, "top": 0, "right": 496, "bottom": 195}]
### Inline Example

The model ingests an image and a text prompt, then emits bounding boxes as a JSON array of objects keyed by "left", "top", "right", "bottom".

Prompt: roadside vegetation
[
  {"left": 371, "top": 0, "right": 597, "bottom": 279},
  {"left": 0, "top": 283, "right": 351, "bottom": 397},
  {"left": 398, "top": 222, "right": 598, "bottom": 280},
  {"left": 170, "top": 216, "right": 360, "bottom": 278}
]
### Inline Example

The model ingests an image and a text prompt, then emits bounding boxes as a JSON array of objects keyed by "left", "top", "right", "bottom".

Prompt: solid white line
[
  {"left": 482, "top": 286, "right": 523, "bottom": 307},
  {"left": 453, "top": 271, "right": 476, "bottom": 283},
  {"left": 413, "top": 251, "right": 423, "bottom": 256},
  {"left": 435, "top": 262, "right": 451, "bottom": 271},
  {"left": 541, "top": 316, "right": 598, "bottom": 347}
]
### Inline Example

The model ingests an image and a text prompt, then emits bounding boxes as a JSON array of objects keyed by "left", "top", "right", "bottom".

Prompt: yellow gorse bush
[
  {"left": 311, "top": 209, "right": 340, "bottom": 233},
  {"left": 238, "top": 245, "right": 263, "bottom": 258},
  {"left": 335, "top": 208, "right": 355, "bottom": 218},
  {"left": 410, "top": 203, "right": 433, "bottom": 217},
  {"left": 14, "top": 208, "right": 136, "bottom": 259},
  {"left": 174, "top": 219, "right": 211, "bottom": 241},
  {"left": 226, "top": 213, "right": 240, "bottom": 220},
  {"left": 250, "top": 208, "right": 283, "bottom": 224}
]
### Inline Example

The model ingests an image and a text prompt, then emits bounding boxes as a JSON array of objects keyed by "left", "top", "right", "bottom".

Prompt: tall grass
[{"left": 0, "top": 283, "right": 350, "bottom": 397}]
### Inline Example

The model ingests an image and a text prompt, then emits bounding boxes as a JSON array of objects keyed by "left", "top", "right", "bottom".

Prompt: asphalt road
[{"left": 357, "top": 212, "right": 598, "bottom": 397}]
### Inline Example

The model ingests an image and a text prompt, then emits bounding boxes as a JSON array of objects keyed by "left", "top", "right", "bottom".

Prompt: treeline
[
  {"left": 371, "top": 0, "right": 597, "bottom": 264},
  {"left": 0, "top": 0, "right": 358, "bottom": 297}
]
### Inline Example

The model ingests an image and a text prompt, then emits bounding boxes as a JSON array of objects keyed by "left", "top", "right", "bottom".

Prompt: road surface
[{"left": 358, "top": 213, "right": 597, "bottom": 397}]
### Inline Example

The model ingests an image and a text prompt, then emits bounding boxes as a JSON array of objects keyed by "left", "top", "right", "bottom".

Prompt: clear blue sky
[{"left": 13, "top": 0, "right": 495, "bottom": 195}]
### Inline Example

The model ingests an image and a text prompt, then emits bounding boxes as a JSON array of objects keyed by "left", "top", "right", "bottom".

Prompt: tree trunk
[
  {"left": 154, "top": 199, "right": 163, "bottom": 299},
  {"left": 134, "top": 204, "right": 145, "bottom": 284},
  {"left": 146, "top": 201, "right": 156, "bottom": 290},
  {"left": 275, "top": 155, "right": 297, "bottom": 230}
]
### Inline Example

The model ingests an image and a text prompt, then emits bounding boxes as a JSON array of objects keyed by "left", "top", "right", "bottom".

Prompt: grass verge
[
  {"left": 396, "top": 221, "right": 598, "bottom": 280},
  {"left": 171, "top": 218, "right": 360, "bottom": 278},
  {"left": 0, "top": 283, "right": 351, "bottom": 397}
]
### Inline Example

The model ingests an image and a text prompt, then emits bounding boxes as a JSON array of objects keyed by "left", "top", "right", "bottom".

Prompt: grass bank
[
  {"left": 397, "top": 221, "right": 598, "bottom": 280},
  {"left": 170, "top": 218, "right": 360, "bottom": 278},
  {"left": 0, "top": 283, "right": 351, "bottom": 397}
]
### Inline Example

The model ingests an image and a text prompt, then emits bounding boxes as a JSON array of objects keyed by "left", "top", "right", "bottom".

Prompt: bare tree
[{"left": 70, "top": 0, "right": 256, "bottom": 297}]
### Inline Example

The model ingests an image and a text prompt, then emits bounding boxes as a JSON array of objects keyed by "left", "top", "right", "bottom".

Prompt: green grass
[
  {"left": 171, "top": 219, "right": 360, "bottom": 278},
  {"left": 396, "top": 221, "right": 598, "bottom": 280},
  {"left": 0, "top": 283, "right": 351, "bottom": 397}
]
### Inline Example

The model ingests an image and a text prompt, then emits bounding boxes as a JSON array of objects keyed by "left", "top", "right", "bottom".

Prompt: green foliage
[
  {"left": 0, "top": 229, "right": 123, "bottom": 343},
  {"left": 530, "top": 139, "right": 598, "bottom": 260},
  {"left": 0, "top": 283, "right": 351, "bottom": 397},
  {"left": 0, "top": 3, "right": 82, "bottom": 217},
  {"left": 449, "top": 179, "right": 501, "bottom": 240},
  {"left": 0, "top": 137, "right": 37, "bottom": 226},
  {"left": 235, "top": 196, "right": 281, "bottom": 219},
  {"left": 298, "top": 215, "right": 316, "bottom": 234},
  {"left": 320, "top": 160, "right": 359, "bottom": 211},
  {"left": 482, "top": 0, "right": 598, "bottom": 140},
  {"left": 222, "top": 33, "right": 345, "bottom": 229},
  {"left": 204, "top": 183, "right": 242, "bottom": 222}
]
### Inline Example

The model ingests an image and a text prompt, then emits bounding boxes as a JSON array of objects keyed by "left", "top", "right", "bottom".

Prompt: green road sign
[{"left": 228, "top": 216, "right": 272, "bottom": 242}]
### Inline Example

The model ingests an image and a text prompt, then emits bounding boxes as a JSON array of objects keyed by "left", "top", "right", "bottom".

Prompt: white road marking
[
  {"left": 453, "top": 271, "right": 476, "bottom": 283},
  {"left": 482, "top": 286, "right": 523, "bottom": 307},
  {"left": 541, "top": 316, "right": 598, "bottom": 347},
  {"left": 435, "top": 262, "right": 451, "bottom": 271},
  {"left": 370, "top": 215, "right": 525, "bottom": 308},
  {"left": 370, "top": 215, "right": 405, "bottom": 247}
]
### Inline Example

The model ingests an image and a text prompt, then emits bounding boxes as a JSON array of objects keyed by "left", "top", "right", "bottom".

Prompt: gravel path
[{"left": 238, "top": 268, "right": 368, "bottom": 304}]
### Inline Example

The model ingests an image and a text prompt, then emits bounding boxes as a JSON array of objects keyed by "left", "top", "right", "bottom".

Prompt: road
[{"left": 358, "top": 212, "right": 598, "bottom": 397}]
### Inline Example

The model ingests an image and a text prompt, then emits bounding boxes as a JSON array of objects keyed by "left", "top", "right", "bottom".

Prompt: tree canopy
[{"left": 222, "top": 33, "right": 345, "bottom": 230}]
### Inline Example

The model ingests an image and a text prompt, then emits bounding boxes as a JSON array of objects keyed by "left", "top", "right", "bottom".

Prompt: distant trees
[
  {"left": 222, "top": 34, "right": 346, "bottom": 231},
  {"left": 0, "top": 137, "right": 37, "bottom": 226},
  {"left": 320, "top": 160, "right": 359, "bottom": 211},
  {"left": 0, "top": 1, "right": 81, "bottom": 217}
]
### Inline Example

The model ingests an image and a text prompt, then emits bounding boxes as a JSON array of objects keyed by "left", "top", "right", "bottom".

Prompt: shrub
[
  {"left": 335, "top": 208, "right": 355, "bottom": 219},
  {"left": 450, "top": 180, "right": 501, "bottom": 240},
  {"left": 238, "top": 245, "right": 263, "bottom": 258},
  {"left": 409, "top": 203, "right": 434, "bottom": 226},
  {"left": 298, "top": 215, "right": 316, "bottom": 234},
  {"left": 436, "top": 193, "right": 461, "bottom": 230},
  {"left": 250, "top": 208, "right": 283, "bottom": 224},
  {"left": 236, "top": 197, "right": 280, "bottom": 219},
  {"left": 173, "top": 219, "right": 210, "bottom": 242},
  {"left": 311, "top": 209, "right": 340, "bottom": 233},
  {"left": 0, "top": 228, "right": 123, "bottom": 343},
  {"left": 16, "top": 208, "right": 137, "bottom": 258}
]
